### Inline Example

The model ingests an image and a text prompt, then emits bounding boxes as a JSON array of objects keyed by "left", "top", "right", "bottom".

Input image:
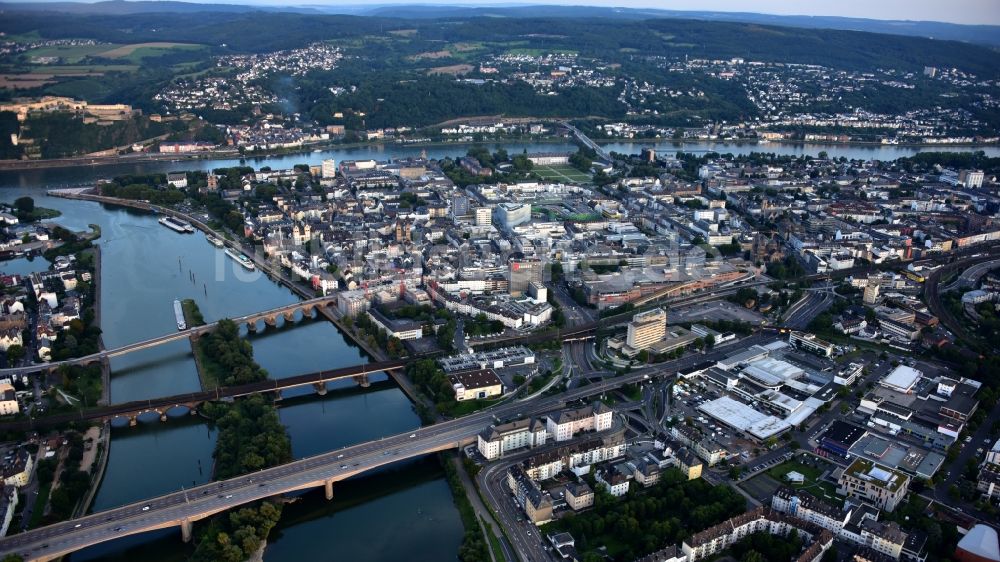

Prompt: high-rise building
[
  {"left": 626, "top": 308, "right": 667, "bottom": 350},
  {"left": 321, "top": 159, "right": 337, "bottom": 179},
  {"left": 641, "top": 147, "right": 656, "bottom": 162},
  {"left": 509, "top": 259, "right": 543, "bottom": 297},
  {"left": 474, "top": 206, "right": 492, "bottom": 227},
  {"left": 863, "top": 276, "right": 881, "bottom": 304},
  {"left": 452, "top": 194, "right": 471, "bottom": 218}
]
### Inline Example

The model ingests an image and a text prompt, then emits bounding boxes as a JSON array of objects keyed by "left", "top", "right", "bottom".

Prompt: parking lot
[
  {"left": 671, "top": 380, "right": 749, "bottom": 453},
  {"left": 668, "top": 301, "right": 765, "bottom": 326}
]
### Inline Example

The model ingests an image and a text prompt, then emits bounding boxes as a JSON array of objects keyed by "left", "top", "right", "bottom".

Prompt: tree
[
  {"left": 14, "top": 196, "right": 34, "bottom": 213},
  {"left": 6, "top": 345, "right": 24, "bottom": 364}
]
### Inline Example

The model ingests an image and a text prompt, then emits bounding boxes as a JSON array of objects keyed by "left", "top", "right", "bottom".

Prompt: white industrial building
[{"left": 698, "top": 396, "right": 791, "bottom": 440}]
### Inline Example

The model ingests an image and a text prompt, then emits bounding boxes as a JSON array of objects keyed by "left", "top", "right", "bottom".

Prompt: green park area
[
  {"left": 768, "top": 457, "right": 840, "bottom": 500},
  {"left": 741, "top": 456, "right": 840, "bottom": 505},
  {"left": 533, "top": 164, "right": 592, "bottom": 183}
]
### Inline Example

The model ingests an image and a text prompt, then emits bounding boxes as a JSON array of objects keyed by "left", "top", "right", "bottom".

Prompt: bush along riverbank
[{"left": 190, "top": 319, "right": 291, "bottom": 562}]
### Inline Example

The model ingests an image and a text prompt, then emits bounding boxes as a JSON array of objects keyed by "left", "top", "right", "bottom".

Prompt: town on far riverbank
[
  {"left": 0, "top": 130, "right": 998, "bottom": 562},
  {"left": 0, "top": 193, "right": 108, "bottom": 535}
]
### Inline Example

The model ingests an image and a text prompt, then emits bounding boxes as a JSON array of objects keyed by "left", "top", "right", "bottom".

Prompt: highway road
[
  {"left": 783, "top": 291, "right": 834, "bottom": 330},
  {"left": 0, "top": 331, "right": 772, "bottom": 562},
  {"left": 940, "top": 258, "right": 1000, "bottom": 294}
]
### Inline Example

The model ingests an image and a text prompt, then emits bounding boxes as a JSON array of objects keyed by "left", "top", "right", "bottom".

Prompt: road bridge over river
[
  {"left": 0, "top": 296, "right": 337, "bottom": 377},
  {"left": 0, "top": 333, "right": 769, "bottom": 562}
]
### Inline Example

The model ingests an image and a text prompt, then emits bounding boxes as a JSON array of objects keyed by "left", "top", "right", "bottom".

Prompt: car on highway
[
  {"left": 142, "top": 505, "right": 150, "bottom": 511},
  {"left": 113, "top": 527, "right": 123, "bottom": 532}
]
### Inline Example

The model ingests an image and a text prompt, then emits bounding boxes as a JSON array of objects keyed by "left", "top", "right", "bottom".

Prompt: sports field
[{"left": 533, "top": 164, "right": 592, "bottom": 183}]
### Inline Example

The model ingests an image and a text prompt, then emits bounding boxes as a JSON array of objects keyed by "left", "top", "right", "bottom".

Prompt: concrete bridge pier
[
  {"left": 283, "top": 311, "right": 296, "bottom": 324},
  {"left": 324, "top": 479, "right": 334, "bottom": 501},
  {"left": 313, "top": 382, "right": 328, "bottom": 396},
  {"left": 181, "top": 518, "right": 193, "bottom": 543},
  {"left": 353, "top": 374, "right": 370, "bottom": 388},
  {"left": 160, "top": 412, "right": 168, "bottom": 422},
  {"left": 246, "top": 322, "right": 258, "bottom": 334},
  {"left": 264, "top": 315, "right": 278, "bottom": 329},
  {"left": 128, "top": 415, "right": 137, "bottom": 427}
]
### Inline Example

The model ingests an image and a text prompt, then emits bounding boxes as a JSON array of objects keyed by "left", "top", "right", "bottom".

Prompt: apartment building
[
  {"left": 565, "top": 481, "right": 595, "bottom": 511},
  {"left": 477, "top": 418, "right": 547, "bottom": 461},
  {"left": 545, "top": 401, "right": 614, "bottom": 442},
  {"left": 507, "top": 465, "right": 553, "bottom": 525},
  {"left": 837, "top": 459, "right": 910, "bottom": 512},
  {"left": 682, "top": 507, "right": 831, "bottom": 562}
]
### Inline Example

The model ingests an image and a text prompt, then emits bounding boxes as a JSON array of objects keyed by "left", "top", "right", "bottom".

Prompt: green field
[
  {"left": 25, "top": 43, "right": 114, "bottom": 63},
  {"left": 22, "top": 41, "right": 203, "bottom": 76},
  {"left": 767, "top": 457, "right": 840, "bottom": 501},
  {"left": 533, "top": 164, "right": 591, "bottom": 183}
]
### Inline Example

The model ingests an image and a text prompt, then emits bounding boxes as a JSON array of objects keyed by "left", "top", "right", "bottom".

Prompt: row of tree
[{"left": 192, "top": 325, "right": 291, "bottom": 561}]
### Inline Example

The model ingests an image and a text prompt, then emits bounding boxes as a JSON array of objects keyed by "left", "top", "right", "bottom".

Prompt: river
[
  {"left": 0, "top": 138, "right": 993, "bottom": 561},
  {"left": 0, "top": 187, "right": 462, "bottom": 561},
  {"left": 1, "top": 140, "right": 997, "bottom": 191}
]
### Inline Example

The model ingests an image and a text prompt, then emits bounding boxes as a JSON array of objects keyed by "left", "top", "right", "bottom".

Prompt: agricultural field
[
  {"left": 23, "top": 43, "right": 115, "bottom": 63},
  {"left": 532, "top": 163, "right": 592, "bottom": 183},
  {"left": 18, "top": 41, "right": 205, "bottom": 75},
  {"left": 427, "top": 64, "right": 474, "bottom": 75},
  {"left": 0, "top": 74, "right": 57, "bottom": 89}
]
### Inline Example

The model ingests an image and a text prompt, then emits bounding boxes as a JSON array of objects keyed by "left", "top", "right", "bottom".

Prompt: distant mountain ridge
[
  {"left": 0, "top": 0, "right": 322, "bottom": 14},
  {"left": 355, "top": 4, "right": 1000, "bottom": 46},
  {"left": 3, "top": 1, "right": 997, "bottom": 46}
]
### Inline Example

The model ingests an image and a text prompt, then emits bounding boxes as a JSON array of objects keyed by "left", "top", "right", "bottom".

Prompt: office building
[
  {"left": 449, "top": 369, "right": 504, "bottom": 401},
  {"left": 864, "top": 276, "right": 881, "bottom": 304},
  {"left": 474, "top": 206, "right": 492, "bottom": 227},
  {"left": 959, "top": 169, "right": 985, "bottom": 189},
  {"left": 789, "top": 331, "right": 835, "bottom": 357},
  {"left": 626, "top": 308, "right": 667, "bottom": 351},
  {"left": 495, "top": 202, "right": 531, "bottom": 229},
  {"left": 508, "top": 259, "right": 543, "bottom": 297}
]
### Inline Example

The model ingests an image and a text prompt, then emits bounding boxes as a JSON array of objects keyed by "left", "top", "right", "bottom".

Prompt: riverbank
[
  {"left": 0, "top": 136, "right": 569, "bottom": 172},
  {"left": 10, "top": 132, "right": 997, "bottom": 173},
  {"left": 46, "top": 189, "right": 433, "bottom": 408},
  {"left": 599, "top": 137, "right": 1000, "bottom": 152}
]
